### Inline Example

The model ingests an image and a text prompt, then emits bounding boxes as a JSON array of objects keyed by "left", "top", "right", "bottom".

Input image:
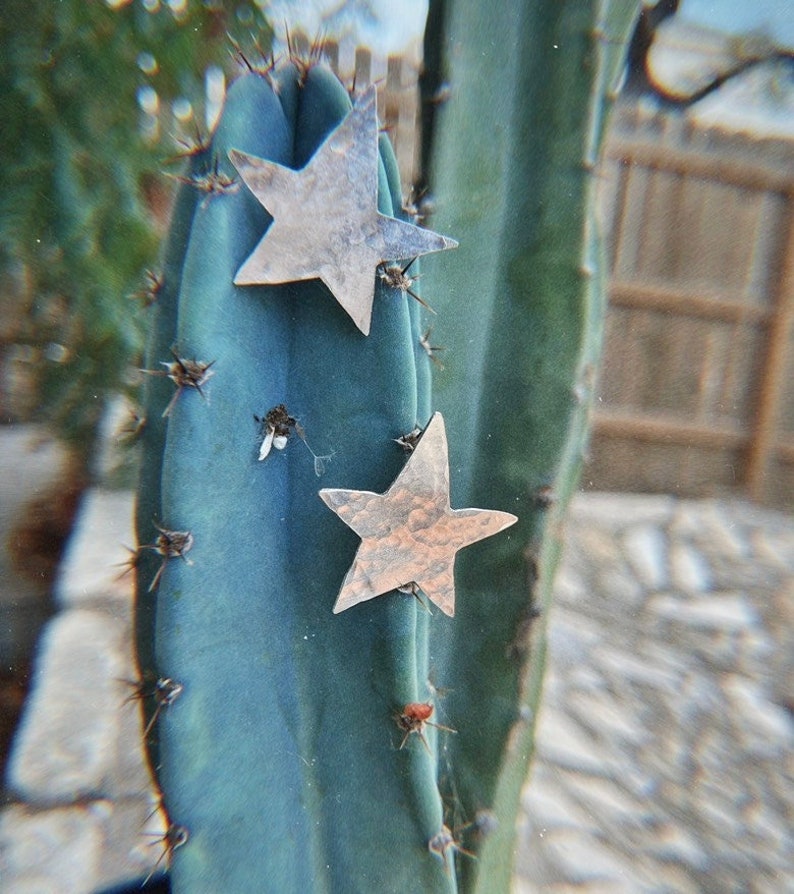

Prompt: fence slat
[
  {"left": 606, "top": 136, "right": 794, "bottom": 193},
  {"left": 592, "top": 101, "right": 794, "bottom": 507},
  {"left": 745, "top": 209, "right": 794, "bottom": 499},
  {"left": 595, "top": 408, "right": 746, "bottom": 448},
  {"left": 609, "top": 280, "right": 772, "bottom": 323}
]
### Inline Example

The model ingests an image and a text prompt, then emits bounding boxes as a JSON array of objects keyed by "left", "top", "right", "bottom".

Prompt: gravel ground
[{"left": 2, "top": 489, "right": 793, "bottom": 893}]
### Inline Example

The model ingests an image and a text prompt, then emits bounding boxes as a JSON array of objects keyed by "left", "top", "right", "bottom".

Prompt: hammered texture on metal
[
  {"left": 229, "top": 85, "right": 457, "bottom": 335},
  {"left": 319, "top": 413, "right": 518, "bottom": 616}
]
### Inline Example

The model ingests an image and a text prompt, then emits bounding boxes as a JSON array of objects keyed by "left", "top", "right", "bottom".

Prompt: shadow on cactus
[{"left": 132, "top": 3, "right": 640, "bottom": 890}]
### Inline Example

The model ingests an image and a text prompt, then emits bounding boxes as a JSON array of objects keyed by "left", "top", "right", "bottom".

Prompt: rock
[
  {"left": 564, "top": 773, "right": 648, "bottom": 827},
  {"left": 540, "top": 827, "right": 638, "bottom": 885},
  {"left": 56, "top": 489, "right": 137, "bottom": 609},
  {"left": 649, "top": 821, "right": 710, "bottom": 870},
  {"left": 694, "top": 785, "right": 749, "bottom": 844},
  {"left": 679, "top": 501, "right": 749, "bottom": 559},
  {"left": 742, "top": 798, "right": 792, "bottom": 857},
  {"left": 535, "top": 705, "right": 614, "bottom": 776},
  {"left": 593, "top": 642, "right": 683, "bottom": 696},
  {"left": 669, "top": 541, "right": 712, "bottom": 593},
  {"left": 752, "top": 526, "right": 794, "bottom": 574},
  {"left": 521, "top": 493, "right": 794, "bottom": 892},
  {"left": 569, "top": 492, "right": 674, "bottom": 529},
  {"left": 551, "top": 562, "right": 589, "bottom": 602},
  {"left": 622, "top": 524, "right": 668, "bottom": 590},
  {"left": 7, "top": 609, "right": 130, "bottom": 803},
  {"left": 546, "top": 605, "right": 603, "bottom": 668},
  {"left": 765, "top": 580, "right": 794, "bottom": 709},
  {"left": 521, "top": 768, "right": 598, "bottom": 832},
  {"left": 567, "top": 664, "right": 610, "bottom": 693},
  {"left": 595, "top": 566, "right": 645, "bottom": 608},
  {"left": 571, "top": 525, "right": 624, "bottom": 566},
  {"left": 566, "top": 687, "right": 651, "bottom": 748},
  {"left": 0, "top": 804, "right": 103, "bottom": 894},
  {"left": 722, "top": 674, "right": 794, "bottom": 754},
  {"left": 649, "top": 592, "right": 758, "bottom": 633}
]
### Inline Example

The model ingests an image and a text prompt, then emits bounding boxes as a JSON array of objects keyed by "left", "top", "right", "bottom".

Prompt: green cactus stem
[{"left": 421, "top": 1, "right": 640, "bottom": 890}]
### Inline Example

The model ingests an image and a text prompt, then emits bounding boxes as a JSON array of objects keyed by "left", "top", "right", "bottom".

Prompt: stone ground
[
  {"left": 2, "top": 489, "right": 793, "bottom": 892},
  {"left": 515, "top": 494, "right": 794, "bottom": 894}
]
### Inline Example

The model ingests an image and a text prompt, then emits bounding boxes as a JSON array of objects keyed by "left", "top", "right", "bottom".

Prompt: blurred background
[{"left": 1, "top": 1, "right": 792, "bottom": 891}]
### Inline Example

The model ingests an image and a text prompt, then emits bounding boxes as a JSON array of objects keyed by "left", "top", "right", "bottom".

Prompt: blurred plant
[{"left": 0, "top": 0, "right": 271, "bottom": 462}]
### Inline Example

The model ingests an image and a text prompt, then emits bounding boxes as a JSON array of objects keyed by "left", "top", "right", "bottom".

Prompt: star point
[
  {"left": 229, "top": 85, "right": 457, "bottom": 335},
  {"left": 319, "top": 413, "right": 518, "bottom": 616}
]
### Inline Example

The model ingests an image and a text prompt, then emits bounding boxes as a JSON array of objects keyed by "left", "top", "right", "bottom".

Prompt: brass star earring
[{"left": 319, "top": 413, "right": 518, "bottom": 616}]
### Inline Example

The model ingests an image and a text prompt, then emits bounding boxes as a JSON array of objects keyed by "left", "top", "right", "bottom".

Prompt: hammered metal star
[
  {"left": 228, "top": 85, "right": 458, "bottom": 335},
  {"left": 319, "top": 413, "right": 518, "bottom": 616}
]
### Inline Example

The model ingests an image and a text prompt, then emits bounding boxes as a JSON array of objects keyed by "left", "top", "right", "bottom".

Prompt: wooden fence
[
  {"left": 324, "top": 37, "right": 794, "bottom": 509},
  {"left": 588, "top": 101, "right": 794, "bottom": 509}
]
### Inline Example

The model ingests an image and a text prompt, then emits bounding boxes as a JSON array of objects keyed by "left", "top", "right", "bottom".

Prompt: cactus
[
  {"left": 421, "top": 2, "right": 641, "bottom": 890},
  {"left": 136, "top": 64, "right": 455, "bottom": 893},
  {"left": 133, "top": 1, "right": 639, "bottom": 890}
]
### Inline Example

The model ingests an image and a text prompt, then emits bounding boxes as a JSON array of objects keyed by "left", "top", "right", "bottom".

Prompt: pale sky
[
  {"left": 264, "top": 0, "right": 429, "bottom": 55},
  {"left": 679, "top": 0, "right": 794, "bottom": 48}
]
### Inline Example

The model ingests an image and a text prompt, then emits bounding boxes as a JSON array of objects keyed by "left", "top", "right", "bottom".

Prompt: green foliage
[{"left": 0, "top": 0, "right": 270, "bottom": 452}]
